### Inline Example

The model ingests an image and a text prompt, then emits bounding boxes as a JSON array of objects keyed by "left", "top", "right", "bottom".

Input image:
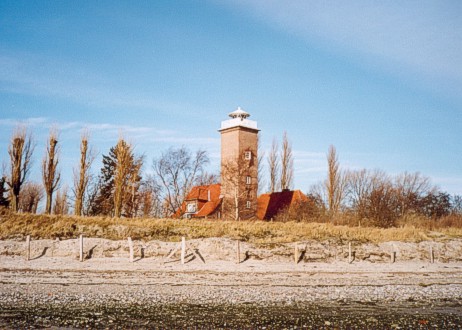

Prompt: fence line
[{"left": 16, "top": 235, "right": 453, "bottom": 265}]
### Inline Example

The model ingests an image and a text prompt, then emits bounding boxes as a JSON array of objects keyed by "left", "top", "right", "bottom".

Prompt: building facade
[{"left": 219, "top": 107, "right": 259, "bottom": 220}]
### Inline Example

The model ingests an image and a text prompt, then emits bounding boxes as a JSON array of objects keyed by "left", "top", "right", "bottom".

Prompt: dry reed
[{"left": 1, "top": 211, "right": 461, "bottom": 243}]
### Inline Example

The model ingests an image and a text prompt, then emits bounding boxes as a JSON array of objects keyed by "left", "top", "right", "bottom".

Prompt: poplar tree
[
  {"left": 73, "top": 131, "right": 95, "bottom": 216},
  {"left": 6, "top": 126, "right": 34, "bottom": 212},
  {"left": 42, "top": 129, "right": 61, "bottom": 214},
  {"left": 280, "top": 131, "right": 293, "bottom": 190}
]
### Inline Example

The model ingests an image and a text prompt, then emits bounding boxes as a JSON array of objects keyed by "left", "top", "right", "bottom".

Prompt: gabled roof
[
  {"left": 184, "top": 183, "right": 221, "bottom": 202},
  {"left": 177, "top": 183, "right": 222, "bottom": 218},
  {"left": 256, "top": 189, "right": 308, "bottom": 220}
]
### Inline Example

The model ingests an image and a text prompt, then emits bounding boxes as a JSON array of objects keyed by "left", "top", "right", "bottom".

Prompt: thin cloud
[
  {"left": 0, "top": 116, "right": 218, "bottom": 149},
  {"left": 0, "top": 52, "right": 183, "bottom": 111},
  {"left": 221, "top": 0, "right": 462, "bottom": 99}
]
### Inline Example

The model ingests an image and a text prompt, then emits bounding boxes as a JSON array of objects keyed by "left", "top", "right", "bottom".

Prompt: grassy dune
[{"left": 1, "top": 211, "right": 461, "bottom": 243}]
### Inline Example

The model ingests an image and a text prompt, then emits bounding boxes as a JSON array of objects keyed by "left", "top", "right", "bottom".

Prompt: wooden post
[
  {"left": 430, "top": 246, "right": 434, "bottom": 264},
  {"left": 181, "top": 237, "right": 186, "bottom": 265},
  {"left": 25, "top": 235, "right": 30, "bottom": 261},
  {"left": 348, "top": 242, "right": 352, "bottom": 264},
  {"left": 294, "top": 243, "right": 299, "bottom": 264},
  {"left": 236, "top": 240, "right": 240, "bottom": 264},
  {"left": 390, "top": 249, "right": 395, "bottom": 263},
  {"left": 128, "top": 237, "right": 134, "bottom": 263},
  {"left": 79, "top": 234, "right": 84, "bottom": 262}
]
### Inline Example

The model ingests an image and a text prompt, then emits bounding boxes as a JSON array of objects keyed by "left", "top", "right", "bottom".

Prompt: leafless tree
[
  {"left": 257, "top": 135, "right": 265, "bottom": 195},
  {"left": 6, "top": 126, "right": 34, "bottom": 212},
  {"left": 325, "top": 145, "right": 347, "bottom": 216},
  {"left": 42, "top": 128, "right": 61, "bottom": 214},
  {"left": 221, "top": 158, "right": 254, "bottom": 220},
  {"left": 152, "top": 147, "right": 209, "bottom": 216},
  {"left": 18, "top": 182, "right": 43, "bottom": 213},
  {"left": 53, "top": 185, "right": 69, "bottom": 215},
  {"left": 138, "top": 175, "right": 163, "bottom": 217},
  {"left": 82, "top": 176, "right": 99, "bottom": 216},
  {"left": 194, "top": 172, "right": 220, "bottom": 186},
  {"left": 113, "top": 138, "right": 143, "bottom": 218},
  {"left": 73, "top": 130, "right": 95, "bottom": 216},
  {"left": 267, "top": 137, "right": 279, "bottom": 193},
  {"left": 394, "top": 171, "right": 433, "bottom": 216},
  {"left": 280, "top": 131, "right": 294, "bottom": 190},
  {"left": 346, "top": 169, "right": 392, "bottom": 220}
]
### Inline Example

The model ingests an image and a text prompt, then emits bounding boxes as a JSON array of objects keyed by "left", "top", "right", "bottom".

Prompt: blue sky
[{"left": 0, "top": 0, "right": 461, "bottom": 195}]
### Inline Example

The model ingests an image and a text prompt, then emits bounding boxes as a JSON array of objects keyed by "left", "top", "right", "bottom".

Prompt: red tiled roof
[
  {"left": 256, "top": 189, "right": 308, "bottom": 220},
  {"left": 177, "top": 183, "right": 222, "bottom": 218},
  {"left": 184, "top": 183, "right": 221, "bottom": 202}
]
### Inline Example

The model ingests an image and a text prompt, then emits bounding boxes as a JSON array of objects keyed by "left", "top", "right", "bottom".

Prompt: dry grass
[{"left": 1, "top": 210, "right": 462, "bottom": 243}]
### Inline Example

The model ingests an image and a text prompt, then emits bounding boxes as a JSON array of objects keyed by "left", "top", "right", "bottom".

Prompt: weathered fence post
[
  {"left": 79, "top": 234, "right": 84, "bottom": 262},
  {"left": 294, "top": 243, "right": 299, "bottom": 264},
  {"left": 25, "top": 235, "right": 30, "bottom": 261},
  {"left": 348, "top": 242, "right": 352, "bottom": 264},
  {"left": 236, "top": 240, "right": 240, "bottom": 264},
  {"left": 181, "top": 237, "right": 186, "bottom": 265},
  {"left": 430, "top": 246, "right": 434, "bottom": 264},
  {"left": 128, "top": 237, "right": 134, "bottom": 263}
]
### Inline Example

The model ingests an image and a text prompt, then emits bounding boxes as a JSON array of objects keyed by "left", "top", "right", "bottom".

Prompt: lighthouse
[{"left": 219, "top": 107, "right": 259, "bottom": 219}]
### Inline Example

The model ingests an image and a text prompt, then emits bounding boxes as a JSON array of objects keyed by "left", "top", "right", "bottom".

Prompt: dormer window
[
  {"left": 187, "top": 203, "right": 196, "bottom": 213},
  {"left": 244, "top": 151, "right": 252, "bottom": 160}
]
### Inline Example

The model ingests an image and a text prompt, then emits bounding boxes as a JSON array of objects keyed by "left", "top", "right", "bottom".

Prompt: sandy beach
[{"left": 1, "top": 238, "right": 462, "bottom": 328}]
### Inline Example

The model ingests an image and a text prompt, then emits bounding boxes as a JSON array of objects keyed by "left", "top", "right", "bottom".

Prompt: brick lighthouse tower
[{"left": 219, "top": 107, "right": 259, "bottom": 220}]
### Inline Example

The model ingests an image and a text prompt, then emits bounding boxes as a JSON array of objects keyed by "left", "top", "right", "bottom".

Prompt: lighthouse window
[
  {"left": 244, "top": 151, "right": 252, "bottom": 160},
  {"left": 246, "top": 176, "right": 251, "bottom": 185}
]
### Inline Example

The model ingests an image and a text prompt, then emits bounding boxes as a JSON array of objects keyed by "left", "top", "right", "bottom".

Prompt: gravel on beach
[{"left": 1, "top": 254, "right": 462, "bottom": 329}]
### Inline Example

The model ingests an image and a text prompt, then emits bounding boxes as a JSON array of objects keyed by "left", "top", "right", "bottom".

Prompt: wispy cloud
[
  {"left": 221, "top": 0, "right": 462, "bottom": 99},
  {"left": 0, "top": 116, "right": 218, "bottom": 149},
  {"left": 0, "top": 51, "right": 183, "bottom": 111}
]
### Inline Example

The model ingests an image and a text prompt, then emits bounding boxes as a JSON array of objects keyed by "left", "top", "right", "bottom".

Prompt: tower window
[
  {"left": 244, "top": 151, "right": 252, "bottom": 160},
  {"left": 246, "top": 201, "right": 251, "bottom": 209},
  {"left": 246, "top": 176, "right": 251, "bottom": 185}
]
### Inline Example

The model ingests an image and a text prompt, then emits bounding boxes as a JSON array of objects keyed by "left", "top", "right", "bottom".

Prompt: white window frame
[
  {"left": 246, "top": 201, "right": 251, "bottom": 209},
  {"left": 246, "top": 176, "right": 251, "bottom": 185},
  {"left": 244, "top": 151, "right": 252, "bottom": 160},
  {"left": 187, "top": 203, "right": 196, "bottom": 213}
]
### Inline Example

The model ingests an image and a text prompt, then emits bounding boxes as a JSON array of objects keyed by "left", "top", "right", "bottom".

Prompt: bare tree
[
  {"left": 18, "top": 182, "right": 43, "bottom": 213},
  {"left": 257, "top": 135, "right": 265, "bottom": 195},
  {"left": 394, "top": 171, "right": 433, "bottom": 216},
  {"left": 280, "top": 131, "right": 294, "bottom": 190},
  {"left": 267, "top": 138, "right": 279, "bottom": 193},
  {"left": 346, "top": 169, "right": 391, "bottom": 221},
  {"left": 325, "top": 145, "right": 347, "bottom": 216},
  {"left": 73, "top": 131, "right": 95, "bottom": 216},
  {"left": 152, "top": 147, "right": 209, "bottom": 216},
  {"left": 113, "top": 138, "right": 142, "bottom": 218},
  {"left": 221, "top": 158, "right": 254, "bottom": 220},
  {"left": 138, "top": 175, "right": 163, "bottom": 218},
  {"left": 83, "top": 176, "right": 100, "bottom": 216},
  {"left": 53, "top": 185, "right": 69, "bottom": 215},
  {"left": 6, "top": 126, "right": 34, "bottom": 212},
  {"left": 42, "top": 129, "right": 61, "bottom": 214},
  {"left": 194, "top": 172, "right": 220, "bottom": 186}
]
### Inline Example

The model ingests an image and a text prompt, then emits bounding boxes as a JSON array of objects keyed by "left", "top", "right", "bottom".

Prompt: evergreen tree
[
  {"left": 0, "top": 176, "right": 9, "bottom": 208},
  {"left": 88, "top": 143, "right": 142, "bottom": 217}
]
